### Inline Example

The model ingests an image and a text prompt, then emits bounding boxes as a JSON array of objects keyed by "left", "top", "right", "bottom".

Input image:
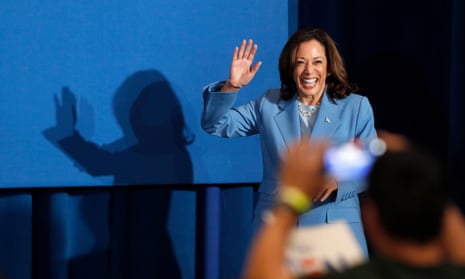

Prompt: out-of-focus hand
[
  {"left": 377, "top": 130, "right": 410, "bottom": 152},
  {"left": 222, "top": 39, "right": 262, "bottom": 92},
  {"left": 440, "top": 204, "right": 465, "bottom": 265},
  {"left": 279, "top": 138, "right": 330, "bottom": 200}
]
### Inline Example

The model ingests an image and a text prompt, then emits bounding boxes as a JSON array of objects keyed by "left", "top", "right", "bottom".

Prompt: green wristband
[{"left": 276, "top": 187, "right": 312, "bottom": 215}]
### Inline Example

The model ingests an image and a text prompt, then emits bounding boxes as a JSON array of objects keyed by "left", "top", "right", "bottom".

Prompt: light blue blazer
[{"left": 201, "top": 81, "right": 377, "bottom": 255}]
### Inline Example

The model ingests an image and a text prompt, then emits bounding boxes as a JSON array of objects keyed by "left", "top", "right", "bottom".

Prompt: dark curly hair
[
  {"left": 278, "top": 28, "right": 358, "bottom": 101},
  {"left": 367, "top": 146, "right": 446, "bottom": 243}
]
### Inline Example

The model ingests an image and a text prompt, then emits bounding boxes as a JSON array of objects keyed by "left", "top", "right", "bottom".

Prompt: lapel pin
[{"left": 325, "top": 117, "right": 331, "bottom": 123}]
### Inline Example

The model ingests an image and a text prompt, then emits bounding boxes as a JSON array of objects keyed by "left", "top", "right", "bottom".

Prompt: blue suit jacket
[{"left": 201, "top": 81, "right": 377, "bottom": 254}]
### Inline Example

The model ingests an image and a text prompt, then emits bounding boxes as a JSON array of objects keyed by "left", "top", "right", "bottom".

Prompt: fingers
[
  {"left": 313, "top": 188, "right": 332, "bottom": 202},
  {"left": 61, "top": 86, "right": 77, "bottom": 106},
  {"left": 313, "top": 188, "right": 334, "bottom": 202},
  {"left": 231, "top": 46, "right": 239, "bottom": 63},
  {"left": 377, "top": 130, "right": 410, "bottom": 152},
  {"left": 244, "top": 39, "right": 254, "bottom": 59},
  {"left": 54, "top": 93, "right": 60, "bottom": 108},
  {"left": 247, "top": 41, "right": 258, "bottom": 60},
  {"left": 314, "top": 189, "right": 328, "bottom": 202},
  {"left": 235, "top": 39, "right": 257, "bottom": 60},
  {"left": 54, "top": 86, "right": 72, "bottom": 108},
  {"left": 313, "top": 179, "right": 334, "bottom": 202},
  {"left": 250, "top": 61, "right": 262, "bottom": 76},
  {"left": 238, "top": 39, "right": 247, "bottom": 59}
]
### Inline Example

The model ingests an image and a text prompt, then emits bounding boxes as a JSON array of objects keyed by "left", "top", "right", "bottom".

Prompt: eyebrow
[{"left": 295, "top": 56, "right": 325, "bottom": 60}]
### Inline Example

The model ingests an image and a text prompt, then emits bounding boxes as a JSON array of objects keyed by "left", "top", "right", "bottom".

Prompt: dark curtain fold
[
  {"left": 0, "top": 185, "right": 255, "bottom": 279},
  {"left": 30, "top": 187, "right": 195, "bottom": 279}
]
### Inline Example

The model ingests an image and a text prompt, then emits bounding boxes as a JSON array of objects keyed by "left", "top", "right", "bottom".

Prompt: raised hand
[
  {"left": 279, "top": 137, "right": 329, "bottom": 199},
  {"left": 440, "top": 204, "right": 465, "bottom": 264},
  {"left": 222, "top": 39, "right": 262, "bottom": 92}
]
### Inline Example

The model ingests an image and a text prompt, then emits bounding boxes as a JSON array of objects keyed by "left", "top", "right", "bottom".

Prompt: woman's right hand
[{"left": 221, "top": 39, "right": 262, "bottom": 92}]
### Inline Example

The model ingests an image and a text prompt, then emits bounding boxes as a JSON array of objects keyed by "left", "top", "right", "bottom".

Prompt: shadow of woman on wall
[{"left": 42, "top": 69, "right": 195, "bottom": 279}]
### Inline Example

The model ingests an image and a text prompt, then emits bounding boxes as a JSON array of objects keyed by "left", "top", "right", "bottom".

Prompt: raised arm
[
  {"left": 440, "top": 204, "right": 465, "bottom": 265},
  {"left": 242, "top": 138, "right": 329, "bottom": 279}
]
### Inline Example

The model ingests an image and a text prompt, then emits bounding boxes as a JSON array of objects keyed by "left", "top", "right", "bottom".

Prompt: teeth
[{"left": 303, "top": 78, "right": 317, "bottom": 85}]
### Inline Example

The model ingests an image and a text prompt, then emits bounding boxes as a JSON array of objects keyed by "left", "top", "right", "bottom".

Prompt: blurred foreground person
[{"left": 242, "top": 131, "right": 465, "bottom": 279}]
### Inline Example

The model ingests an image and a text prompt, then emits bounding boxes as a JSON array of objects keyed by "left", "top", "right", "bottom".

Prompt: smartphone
[{"left": 324, "top": 138, "right": 386, "bottom": 182}]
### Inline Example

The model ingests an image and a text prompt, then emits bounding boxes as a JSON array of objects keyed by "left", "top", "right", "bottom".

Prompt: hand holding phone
[{"left": 324, "top": 138, "right": 386, "bottom": 182}]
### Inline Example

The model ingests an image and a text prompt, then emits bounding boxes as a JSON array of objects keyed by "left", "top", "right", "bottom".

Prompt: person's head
[
  {"left": 278, "top": 27, "right": 357, "bottom": 102},
  {"left": 362, "top": 143, "right": 447, "bottom": 247}
]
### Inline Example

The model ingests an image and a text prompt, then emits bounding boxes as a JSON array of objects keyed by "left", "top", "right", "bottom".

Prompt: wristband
[{"left": 275, "top": 187, "right": 312, "bottom": 215}]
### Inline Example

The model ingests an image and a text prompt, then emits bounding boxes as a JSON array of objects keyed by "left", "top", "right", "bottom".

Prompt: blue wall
[
  {"left": 1, "top": 0, "right": 290, "bottom": 188},
  {"left": 0, "top": 1, "right": 294, "bottom": 279}
]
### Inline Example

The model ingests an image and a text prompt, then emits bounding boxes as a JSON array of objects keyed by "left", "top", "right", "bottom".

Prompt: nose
[{"left": 304, "top": 61, "right": 313, "bottom": 73}]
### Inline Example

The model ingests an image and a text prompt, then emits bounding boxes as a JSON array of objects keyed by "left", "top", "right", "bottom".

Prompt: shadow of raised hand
[
  {"left": 75, "top": 96, "right": 94, "bottom": 140},
  {"left": 43, "top": 86, "right": 78, "bottom": 142},
  {"left": 56, "top": 87, "right": 77, "bottom": 133}
]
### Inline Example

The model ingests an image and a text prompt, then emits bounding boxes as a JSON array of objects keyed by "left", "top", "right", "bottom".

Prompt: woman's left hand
[{"left": 313, "top": 179, "right": 338, "bottom": 202}]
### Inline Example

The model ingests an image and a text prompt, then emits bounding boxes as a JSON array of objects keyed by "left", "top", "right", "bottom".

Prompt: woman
[{"left": 201, "top": 28, "right": 376, "bottom": 256}]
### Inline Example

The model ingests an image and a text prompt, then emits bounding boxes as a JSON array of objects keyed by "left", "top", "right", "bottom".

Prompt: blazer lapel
[
  {"left": 311, "top": 92, "right": 341, "bottom": 141},
  {"left": 274, "top": 98, "right": 301, "bottom": 148},
  {"left": 273, "top": 91, "right": 342, "bottom": 148}
]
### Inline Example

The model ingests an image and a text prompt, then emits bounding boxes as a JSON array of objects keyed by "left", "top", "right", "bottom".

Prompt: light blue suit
[{"left": 201, "top": 81, "right": 377, "bottom": 256}]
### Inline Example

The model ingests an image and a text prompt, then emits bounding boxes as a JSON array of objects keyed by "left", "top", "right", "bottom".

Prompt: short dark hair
[
  {"left": 366, "top": 146, "right": 447, "bottom": 243},
  {"left": 278, "top": 27, "right": 358, "bottom": 101}
]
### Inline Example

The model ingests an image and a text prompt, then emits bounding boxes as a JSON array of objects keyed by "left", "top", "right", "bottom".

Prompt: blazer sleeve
[
  {"left": 355, "top": 96, "right": 377, "bottom": 142},
  {"left": 336, "top": 96, "right": 377, "bottom": 202},
  {"left": 200, "top": 81, "right": 260, "bottom": 137}
]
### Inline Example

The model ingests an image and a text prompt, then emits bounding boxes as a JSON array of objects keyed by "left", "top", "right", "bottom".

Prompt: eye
[
  {"left": 296, "top": 59, "right": 306, "bottom": 64},
  {"left": 314, "top": 60, "right": 323, "bottom": 65}
]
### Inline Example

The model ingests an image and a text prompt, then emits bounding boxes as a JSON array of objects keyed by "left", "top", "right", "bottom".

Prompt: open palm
[{"left": 228, "top": 39, "right": 262, "bottom": 88}]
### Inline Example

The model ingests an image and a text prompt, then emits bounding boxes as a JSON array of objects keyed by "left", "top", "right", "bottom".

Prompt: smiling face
[{"left": 293, "top": 39, "right": 328, "bottom": 105}]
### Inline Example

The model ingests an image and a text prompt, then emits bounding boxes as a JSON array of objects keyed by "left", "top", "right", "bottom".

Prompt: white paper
[{"left": 285, "top": 221, "right": 367, "bottom": 277}]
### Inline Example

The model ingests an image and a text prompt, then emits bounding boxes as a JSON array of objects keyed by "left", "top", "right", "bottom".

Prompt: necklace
[{"left": 297, "top": 102, "right": 319, "bottom": 117}]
